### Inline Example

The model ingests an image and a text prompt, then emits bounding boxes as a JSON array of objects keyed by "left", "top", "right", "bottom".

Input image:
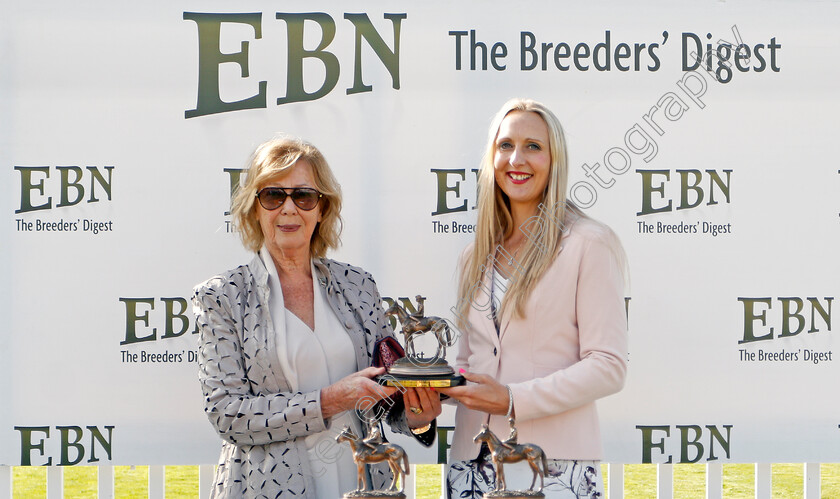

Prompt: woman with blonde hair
[
  {"left": 438, "top": 99, "right": 628, "bottom": 497},
  {"left": 193, "top": 136, "right": 440, "bottom": 498}
]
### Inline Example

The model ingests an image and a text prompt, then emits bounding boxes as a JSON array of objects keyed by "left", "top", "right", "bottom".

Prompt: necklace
[{"left": 503, "top": 238, "right": 524, "bottom": 260}]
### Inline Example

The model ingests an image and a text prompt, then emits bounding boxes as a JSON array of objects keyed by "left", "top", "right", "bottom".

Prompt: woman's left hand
[
  {"left": 403, "top": 387, "right": 442, "bottom": 429},
  {"left": 436, "top": 370, "right": 511, "bottom": 416}
]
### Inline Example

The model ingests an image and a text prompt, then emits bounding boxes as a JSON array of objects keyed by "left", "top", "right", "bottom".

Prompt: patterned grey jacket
[{"left": 193, "top": 255, "right": 431, "bottom": 498}]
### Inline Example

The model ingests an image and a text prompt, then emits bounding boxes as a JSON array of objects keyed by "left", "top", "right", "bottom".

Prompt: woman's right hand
[
  {"left": 436, "top": 370, "right": 512, "bottom": 416},
  {"left": 320, "top": 366, "right": 397, "bottom": 420}
]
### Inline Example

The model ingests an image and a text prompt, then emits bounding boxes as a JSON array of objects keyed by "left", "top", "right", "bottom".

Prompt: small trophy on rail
[
  {"left": 473, "top": 418, "right": 547, "bottom": 498},
  {"left": 335, "top": 422, "right": 409, "bottom": 498},
  {"left": 378, "top": 295, "right": 465, "bottom": 388}
]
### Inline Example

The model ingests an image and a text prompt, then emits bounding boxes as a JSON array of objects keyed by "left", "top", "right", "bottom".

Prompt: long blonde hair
[{"left": 454, "top": 98, "right": 577, "bottom": 327}]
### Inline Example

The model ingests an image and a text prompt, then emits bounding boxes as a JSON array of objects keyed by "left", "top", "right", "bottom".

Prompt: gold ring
[{"left": 410, "top": 407, "right": 423, "bottom": 415}]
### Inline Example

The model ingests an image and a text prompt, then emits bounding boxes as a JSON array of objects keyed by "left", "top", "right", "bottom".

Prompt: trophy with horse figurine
[
  {"left": 335, "top": 422, "right": 410, "bottom": 498},
  {"left": 379, "top": 295, "right": 465, "bottom": 388},
  {"left": 473, "top": 418, "right": 548, "bottom": 498}
]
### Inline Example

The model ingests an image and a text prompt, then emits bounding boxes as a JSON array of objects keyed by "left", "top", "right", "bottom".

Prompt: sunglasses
[{"left": 255, "top": 187, "right": 322, "bottom": 211}]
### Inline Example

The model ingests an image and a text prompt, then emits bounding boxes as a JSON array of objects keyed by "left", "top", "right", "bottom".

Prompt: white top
[
  {"left": 491, "top": 267, "right": 510, "bottom": 329},
  {"left": 260, "top": 247, "right": 361, "bottom": 498}
]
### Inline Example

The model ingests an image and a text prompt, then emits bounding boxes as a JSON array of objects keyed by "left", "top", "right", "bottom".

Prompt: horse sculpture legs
[
  {"left": 473, "top": 424, "right": 548, "bottom": 496},
  {"left": 384, "top": 448, "right": 409, "bottom": 492},
  {"left": 336, "top": 427, "right": 410, "bottom": 495},
  {"left": 525, "top": 451, "right": 546, "bottom": 491},
  {"left": 491, "top": 450, "right": 547, "bottom": 494},
  {"left": 493, "top": 456, "right": 507, "bottom": 491},
  {"left": 355, "top": 462, "right": 368, "bottom": 491}
]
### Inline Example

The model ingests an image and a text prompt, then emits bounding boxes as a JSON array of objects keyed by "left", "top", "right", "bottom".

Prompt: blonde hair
[
  {"left": 231, "top": 136, "right": 342, "bottom": 257},
  {"left": 455, "top": 98, "right": 577, "bottom": 326}
]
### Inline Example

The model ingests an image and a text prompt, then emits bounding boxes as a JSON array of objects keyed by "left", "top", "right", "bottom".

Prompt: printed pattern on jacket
[{"left": 193, "top": 256, "right": 428, "bottom": 498}]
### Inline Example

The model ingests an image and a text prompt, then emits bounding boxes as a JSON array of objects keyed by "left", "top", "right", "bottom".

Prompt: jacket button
[
  {"left": 493, "top": 347, "right": 497, "bottom": 356},
  {"left": 344, "top": 319, "right": 354, "bottom": 329}
]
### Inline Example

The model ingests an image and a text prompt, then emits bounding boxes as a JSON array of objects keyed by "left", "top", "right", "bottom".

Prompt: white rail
[{"left": 0, "top": 463, "right": 828, "bottom": 498}]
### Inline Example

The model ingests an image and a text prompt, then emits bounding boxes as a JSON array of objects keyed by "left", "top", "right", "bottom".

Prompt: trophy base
[
  {"left": 342, "top": 491, "right": 406, "bottom": 498},
  {"left": 482, "top": 491, "right": 545, "bottom": 498},
  {"left": 378, "top": 373, "right": 466, "bottom": 388},
  {"left": 377, "top": 357, "right": 465, "bottom": 388}
]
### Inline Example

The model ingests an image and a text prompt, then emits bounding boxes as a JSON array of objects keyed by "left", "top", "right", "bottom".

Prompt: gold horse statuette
[
  {"left": 384, "top": 295, "right": 455, "bottom": 359},
  {"left": 380, "top": 295, "right": 465, "bottom": 388},
  {"left": 335, "top": 425, "right": 410, "bottom": 498},
  {"left": 473, "top": 419, "right": 548, "bottom": 498}
]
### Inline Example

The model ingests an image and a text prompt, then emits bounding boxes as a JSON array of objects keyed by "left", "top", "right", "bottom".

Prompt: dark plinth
[{"left": 377, "top": 357, "right": 465, "bottom": 388}]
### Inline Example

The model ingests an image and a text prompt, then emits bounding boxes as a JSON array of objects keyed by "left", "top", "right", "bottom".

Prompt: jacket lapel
[
  {"left": 314, "top": 258, "right": 370, "bottom": 370},
  {"left": 472, "top": 268, "right": 502, "bottom": 350},
  {"left": 496, "top": 244, "right": 565, "bottom": 343},
  {"left": 249, "top": 252, "right": 299, "bottom": 392}
]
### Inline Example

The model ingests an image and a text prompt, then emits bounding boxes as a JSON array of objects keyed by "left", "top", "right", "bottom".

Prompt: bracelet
[
  {"left": 410, "top": 423, "right": 432, "bottom": 435},
  {"left": 505, "top": 385, "right": 514, "bottom": 418}
]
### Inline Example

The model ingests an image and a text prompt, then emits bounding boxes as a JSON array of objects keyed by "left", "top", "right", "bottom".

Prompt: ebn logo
[
  {"left": 636, "top": 169, "right": 731, "bottom": 216},
  {"left": 15, "top": 425, "right": 114, "bottom": 466},
  {"left": 119, "top": 297, "right": 197, "bottom": 345},
  {"left": 637, "top": 424, "right": 733, "bottom": 463},
  {"left": 14, "top": 166, "right": 114, "bottom": 214},
  {"left": 738, "top": 297, "right": 833, "bottom": 344},
  {"left": 183, "top": 12, "right": 406, "bottom": 118}
]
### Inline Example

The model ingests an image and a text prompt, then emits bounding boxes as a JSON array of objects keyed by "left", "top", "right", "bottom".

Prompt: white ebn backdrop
[{"left": 2, "top": 0, "right": 839, "bottom": 468}]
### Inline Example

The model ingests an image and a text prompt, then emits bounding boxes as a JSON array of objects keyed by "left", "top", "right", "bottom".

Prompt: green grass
[
  {"left": 415, "top": 464, "right": 441, "bottom": 499},
  {"left": 11, "top": 466, "right": 43, "bottom": 498},
  {"left": 617, "top": 463, "right": 840, "bottom": 498},
  {"left": 11, "top": 463, "right": 840, "bottom": 497},
  {"left": 64, "top": 467, "right": 96, "bottom": 498},
  {"left": 723, "top": 463, "right": 755, "bottom": 497}
]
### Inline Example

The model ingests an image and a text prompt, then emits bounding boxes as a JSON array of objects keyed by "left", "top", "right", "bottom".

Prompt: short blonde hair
[{"left": 231, "top": 136, "right": 342, "bottom": 257}]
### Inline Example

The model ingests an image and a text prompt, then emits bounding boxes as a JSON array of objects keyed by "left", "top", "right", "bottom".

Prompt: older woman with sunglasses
[{"left": 192, "top": 136, "right": 441, "bottom": 498}]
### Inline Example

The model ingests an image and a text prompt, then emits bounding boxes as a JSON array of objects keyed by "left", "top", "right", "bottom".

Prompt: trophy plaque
[
  {"left": 336, "top": 423, "right": 409, "bottom": 498},
  {"left": 378, "top": 295, "right": 465, "bottom": 388},
  {"left": 473, "top": 419, "right": 547, "bottom": 498}
]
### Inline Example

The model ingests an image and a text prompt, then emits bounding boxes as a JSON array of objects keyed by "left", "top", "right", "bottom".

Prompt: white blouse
[
  {"left": 260, "top": 247, "right": 362, "bottom": 498},
  {"left": 491, "top": 267, "right": 510, "bottom": 330}
]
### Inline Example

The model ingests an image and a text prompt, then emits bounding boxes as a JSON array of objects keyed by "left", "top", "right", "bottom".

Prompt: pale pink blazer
[{"left": 450, "top": 216, "right": 628, "bottom": 461}]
